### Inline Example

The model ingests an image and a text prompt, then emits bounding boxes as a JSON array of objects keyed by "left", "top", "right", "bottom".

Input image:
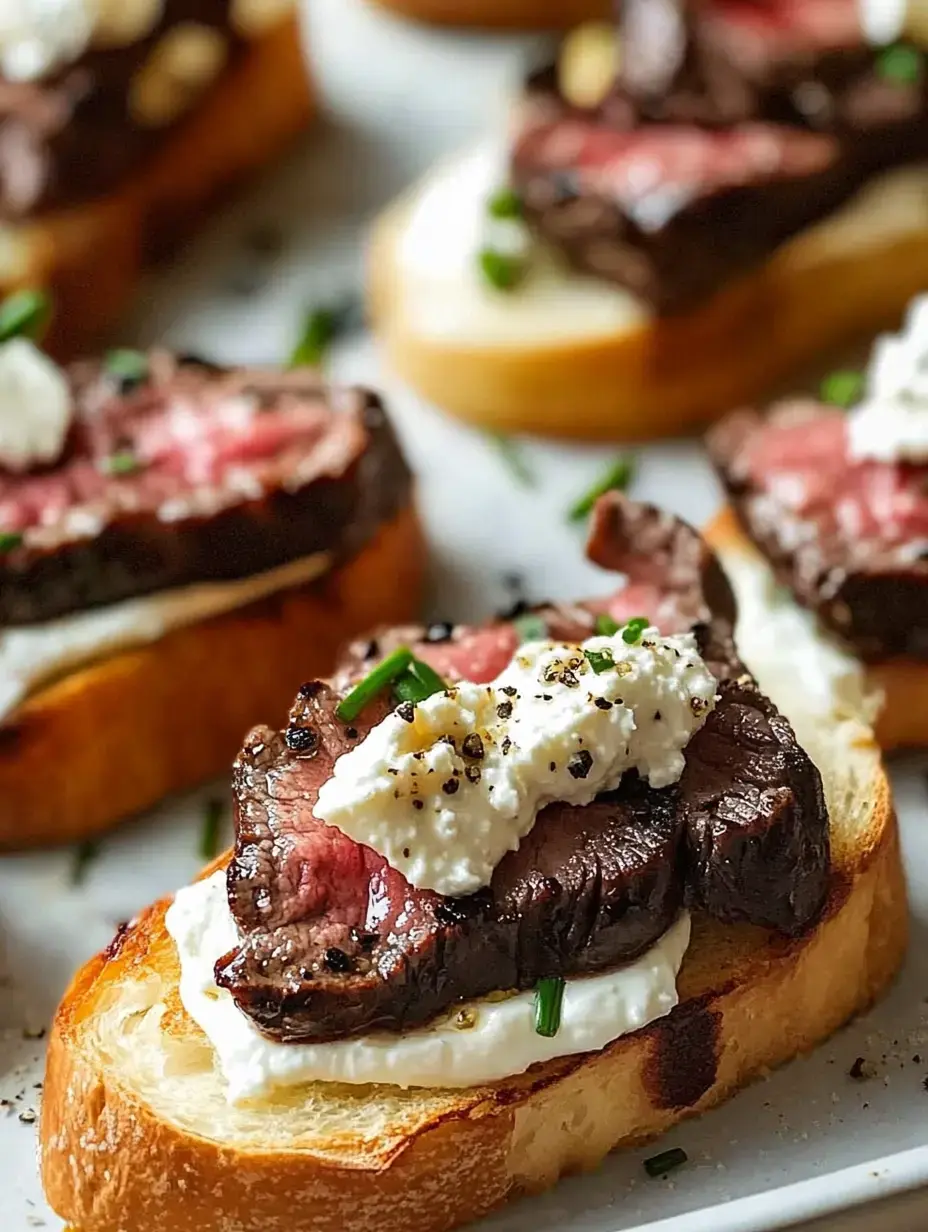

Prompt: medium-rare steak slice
[
  {"left": 708, "top": 403, "right": 928, "bottom": 661},
  {"left": 510, "top": 0, "right": 928, "bottom": 314},
  {"left": 0, "top": 350, "right": 411, "bottom": 625},
  {"left": 215, "top": 495, "right": 829, "bottom": 1043}
]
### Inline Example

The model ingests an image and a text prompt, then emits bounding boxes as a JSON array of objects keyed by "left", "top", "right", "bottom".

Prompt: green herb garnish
[
  {"left": 876, "top": 42, "right": 923, "bottom": 86},
  {"left": 291, "top": 308, "right": 338, "bottom": 368},
  {"left": 0, "top": 288, "right": 50, "bottom": 344},
  {"left": 336, "top": 646, "right": 414, "bottom": 723},
  {"left": 534, "top": 976, "right": 566, "bottom": 1038},
  {"left": 0, "top": 532, "right": 23, "bottom": 553},
  {"left": 393, "top": 657, "right": 448, "bottom": 705},
  {"left": 487, "top": 187, "right": 523, "bottom": 220},
  {"left": 584, "top": 648, "right": 615, "bottom": 675},
  {"left": 71, "top": 839, "right": 101, "bottom": 886},
  {"left": 104, "top": 348, "right": 149, "bottom": 387},
  {"left": 100, "top": 450, "right": 141, "bottom": 477},
  {"left": 594, "top": 613, "right": 620, "bottom": 637},
  {"left": 643, "top": 1147, "right": 688, "bottom": 1178},
  {"left": 820, "top": 368, "right": 864, "bottom": 409},
  {"left": 568, "top": 456, "right": 636, "bottom": 522},
  {"left": 622, "top": 616, "right": 650, "bottom": 645},
  {"left": 478, "top": 248, "right": 526, "bottom": 292},
  {"left": 490, "top": 434, "right": 535, "bottom": 487},
  {"left": 514, "top": 613, "right": 548, "bottom": 643},
  {"left": 200, "top": 798, "right": 225, "bottom": 862}
]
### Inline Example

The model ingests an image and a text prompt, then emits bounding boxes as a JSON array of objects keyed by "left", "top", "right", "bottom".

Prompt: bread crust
[
  {"left": 40, "top": 738, "right": 906, "bottom": 1230},
  {"left": 706, "top": 506, "right": 928, "bottom": 754},
  {"left": 368, "top": 0, "right": 608, "bottom": 28},
  {"left": 370, "top": 178, "right": 928, "bottom": 441},
  {"left": 0, "top": 504, "right": 424, "bottom": 850},
  {"left": 4, "top": 16, "right": 313, "bottom": 361}
]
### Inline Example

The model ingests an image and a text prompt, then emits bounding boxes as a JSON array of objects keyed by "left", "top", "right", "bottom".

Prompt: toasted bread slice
[
  {"left": 40, "top": 536, "right": 907, "bottom": 1232},
  {"left": 2, "top": 16, "right": 313, "bottom": 362},
  {"left": 369, "top": 0, "right": 608, "bottom": 28},
  {"left": 369, "top": 151, "right": 928, "bottom": 441},
  {"left": 0, "top": 504, "right": 424, "bottom": 850},
  {"left": 707, "top": 506, "right": 926, "bottom": 754}
]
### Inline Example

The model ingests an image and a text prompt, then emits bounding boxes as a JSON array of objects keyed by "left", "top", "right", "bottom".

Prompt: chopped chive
[
  {"left": 200, "top": 798, "right": 225, "bottom": 861},
  {"left": 876, "top": 43, "right": 923, "bottom": 85},
  {"left": 595, "top": 613, "right": 620, "bottom": 637},
  {"left": 534, "top": 976, "right": 566, "bottom": 1037},
  {"left": 643, "top": 1147, "right": 688, "bottom": 1178},
  {"left": 71, "top": 839, "right": 101, "bottom": 886},
  {"left": 393, "top": 658, "right": 448, "bottom": 705},
  {"left": 336, "top": 646, "right": 414, "bottom": 723},
  {"left": 0, "top": 288, "right": 50, "bottom": 343},
  {"left": 291, "top": 307, "right": 338, "bottom": 368},
  {"left": 104, "top": 348, "right": 149, "bottom": 387},
  {"left": 490, "top": 434, "right": 535, "bottom": 487},
  {"left": 584, "top": 648, "right": 615, "bottom": 675},
  {"left": 100, "top": 450, "right": 141, "bottom": 476},
  {"left": 0, "top": 532, "right": 23, "bottom": 553},
  {"left": 622, "top": 616, "right": 650, "bottom": 645},
  {"left": 514, "top": 613, "right": 548, "bottom": 643},
  {"left": 478, "top": 248, "right": 526, "bottom": 292},
  {"left": 487, "top": 187, "right": 523, "bottom": 220},
  {"left": 820, "top": 369, "right": 864, "bottom": 409},
  {"left": 568, "top": 456, "right": 635, "bottom": 522}
]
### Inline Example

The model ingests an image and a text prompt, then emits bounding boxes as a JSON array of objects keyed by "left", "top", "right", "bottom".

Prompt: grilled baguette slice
[
  {"left": 369, "top": 153, "right": 928, "bottom": 441},
  {"left": 0, "top": 504, "right": 424, "bottom": 850},
  {"left": 40, "top": 526, "right": 907, "bottom": 1232},
  {"left": 4, "top": 16, "right": 313, "bottom": 361}
]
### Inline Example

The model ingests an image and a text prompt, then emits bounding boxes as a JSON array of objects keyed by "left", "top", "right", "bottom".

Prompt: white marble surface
[{"left": 2, "top": 1, "right": 928, "bottom": 1228}]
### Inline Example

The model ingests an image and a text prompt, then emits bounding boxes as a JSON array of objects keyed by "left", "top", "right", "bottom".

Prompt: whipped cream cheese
[
  {"left": 0, "top": 339, "right": 71, "bottom": 471},
  {"left": 847, "top": 295, "right": 928, "bottom": 463},
  {"left": 0, "top": 548, "right": 332, "bottom": 723},
  {"left": 314, "top": 627, "right": 718, "bottom": 898},
  {"left": 167, "top": 870, "right": 691, "bottom": 1100},
  {"left": 0, "top": 0, "right": 93, "bottom": 81},
  {"left": 395, "top": 143, "right": 928, "bottom": 349}
]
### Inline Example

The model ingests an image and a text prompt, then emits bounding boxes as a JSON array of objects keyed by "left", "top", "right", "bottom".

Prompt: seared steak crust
[
  {"left": 217, "top": 495, "right": 830, "bottom": 1043},
  {"left": 0, "top": 352, "right": 411, "bottom": 625}
]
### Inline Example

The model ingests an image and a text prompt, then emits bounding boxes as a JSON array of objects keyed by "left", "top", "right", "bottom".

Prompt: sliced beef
[
  {"left": 0, "top": 351, "right": 411, "bottom": 625},
  {"left": 0, "top": 0, "right": 266, "bottom": 221},
  {"left": 709, "top": 403, "right": 928, "bottom": 661},
  {"left": 510, "top": 1, "right": 928, "bottom": 314},
  {"left": 216, "top": 494, "right": 830, "bottom": 1043}
]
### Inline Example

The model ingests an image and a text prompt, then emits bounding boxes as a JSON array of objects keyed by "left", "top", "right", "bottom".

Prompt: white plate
[{"left": 2, "top": 2, "right": 928, "bottom": 1227}]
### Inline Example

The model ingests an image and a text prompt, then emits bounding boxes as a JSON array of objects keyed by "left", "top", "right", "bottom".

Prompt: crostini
[
  {"left": 40, "top": 494, "right": 906, "bottom": 1232},
  {"left": 371, "top": 0, "right": 928, "bottom": 439},
  {"left": 708, "top": 293, "right": 928, "bottom": 752},
  {"left": 0, "top": 318, "right": 422, "bottom": 848},
  {"left": 0, "top": 0, "right": 313, "bottom": 359}
]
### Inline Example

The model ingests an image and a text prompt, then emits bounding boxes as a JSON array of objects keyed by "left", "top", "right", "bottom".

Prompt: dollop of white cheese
[
  {"left": 0, "top": 0, "right": 92, "bottom": 81},
  {"left": 314, "top": 627, "right": 718, "bottom": 898},
  {"left": 167, "top": 870, "right": 691, "bottom": 1101},
  {"left": 0, "top": 338, "right": 72, "bottom": 471},
  {"left": 0, "top": 548, "right": 332, "bottom": 723},
  {"left": 847, "top": 294, "right": 928, "bottom": 463},
  {"left": 858, "top": 0, "right": 907, "bottom": 45}
]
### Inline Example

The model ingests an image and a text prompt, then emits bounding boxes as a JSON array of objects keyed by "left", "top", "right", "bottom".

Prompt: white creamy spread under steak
[{"left": 213, "top": 495, "right": 830, "bottom": 1044}]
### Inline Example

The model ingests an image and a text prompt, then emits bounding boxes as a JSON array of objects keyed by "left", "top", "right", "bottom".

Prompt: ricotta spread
[
  {"left": 858, "top": 0, "right": 907, "bottom": 45},
  {"left": 0, "top": 0, "right": 93, "bottom": 81},
  {"left": 314, "top": 626, "right": 718, "bottom": 897},
  {"left": 0, "top": 339, "right": 71, "bottom": 471},
  {"left": 847, "top": 294, "right": 928, "bottom": 463},
  {"left": 167, "top": 870, "right": 691, "bottom": 1101},
  {"left": 0, "top": 548, "right": 332, "bottom": 723},
  {"left": 395, "top": 144, "right": 928, "bottom": 349}
]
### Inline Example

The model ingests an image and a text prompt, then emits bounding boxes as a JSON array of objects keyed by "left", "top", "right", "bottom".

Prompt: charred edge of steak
[
  {"left": 708, "top": 410, "right": 928, "bottom": 663},
  {"left": 0, "top": 376, "right": 412, "bottom": 626},
  {"left": 215, "top": 496, "right": 831, "bottom": 1042},
  {"left": 512, "top": 10, "right": 928, "bottom": 315}
]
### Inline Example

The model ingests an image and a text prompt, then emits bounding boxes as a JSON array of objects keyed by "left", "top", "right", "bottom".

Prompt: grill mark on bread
[{"left": 644, "top": 994, "right": 721, "bottom": 1110}]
